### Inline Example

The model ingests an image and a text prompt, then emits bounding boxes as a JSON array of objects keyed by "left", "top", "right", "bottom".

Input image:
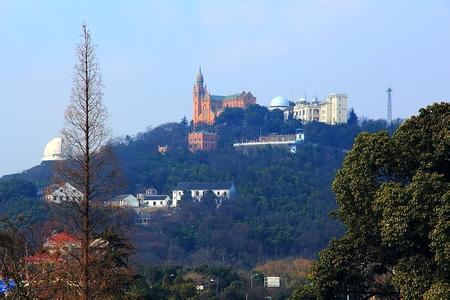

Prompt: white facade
[
  {"left": 44, "top": 183, "right": 83, "bottom": 204},
  {"left": 291, "top": 99, "right": 321, "bottom": 122},
  {"left": 288, "top": 93, "right": 348, "bottom": 125},
  {"left": 136, "top": 187, "right": 170, "bottom": 208},
  {"left": 172, "top": 182, "right": 237, "bottom": 207},
  {"left": 137, "top": 194, "right": 170, "bottom": 208}
]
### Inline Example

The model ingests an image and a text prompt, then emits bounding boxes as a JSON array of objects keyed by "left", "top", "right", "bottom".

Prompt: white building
[
  {"left": 43, "top": 182, "right": 83, "bottom": 204},
  {"left": 42, "top": 137, "right": 64, "bottom": 161},
  {"left": 288, "top": 93, "right": 348, "bottom": 124},
  {"left": 172, "top": 182, "right": 237, "bottom": 207},
  {"left": 233, "top": 128, "right": 305, "bottom": 153},
  {"left": 136, "top": 187, "right": 171, "bottom": 208},
  {"left": 138, "top": 194, "right": 170, "bottom": 208},
  {"left": 105, "top": 194, "right": 139, "bottom": 207}
]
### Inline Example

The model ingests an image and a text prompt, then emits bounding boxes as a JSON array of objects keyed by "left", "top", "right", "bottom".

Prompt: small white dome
[
  {"left": 269, "top": 96, "right": 290, "bottom": 109},
  {"left": 42, "top": 137, "right": 63, "bottom": 161}
]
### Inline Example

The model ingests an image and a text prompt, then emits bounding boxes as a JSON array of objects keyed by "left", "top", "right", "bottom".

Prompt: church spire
[{"left": 196, "top": 66, "right": 204, "bottom": 86}]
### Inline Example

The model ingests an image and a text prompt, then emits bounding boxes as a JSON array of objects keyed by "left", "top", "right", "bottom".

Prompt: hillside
[{"left": 0, "top": 105, "right": 401, "bottom": 267}]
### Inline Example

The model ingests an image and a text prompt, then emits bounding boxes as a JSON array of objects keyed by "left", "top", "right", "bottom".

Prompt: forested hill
[{"left": 1, "top": 105, "right": 402, "bottom": 266}]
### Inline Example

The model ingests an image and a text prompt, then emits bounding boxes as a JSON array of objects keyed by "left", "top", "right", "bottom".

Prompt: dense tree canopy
[
  {"left": 309, "top": 102, "right": 449, "bottom": 299},
  {"left": 0, "top": 179, "right": 47, "bottom": 227},
  {"left": 1, "top": 104, "right": 404, "bottom": 270}
]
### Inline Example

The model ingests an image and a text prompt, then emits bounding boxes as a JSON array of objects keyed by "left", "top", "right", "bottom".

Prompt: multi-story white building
[
  {"left": 287, "top": 93, "right": 348, "bottom": 125},
  {"left": 172, "top": 182, "right": 237, "bottom": 207}
]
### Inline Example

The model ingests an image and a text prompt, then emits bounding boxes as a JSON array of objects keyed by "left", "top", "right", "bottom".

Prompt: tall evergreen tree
[{"left": 347, "top": 107, "right": 358, "bottom": 125}]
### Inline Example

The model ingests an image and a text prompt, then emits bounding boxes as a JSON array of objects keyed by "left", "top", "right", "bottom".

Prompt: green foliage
[
  {"left": 290, "top": 284, "right": 317, "bottom": 300},
  {"left": 391, "top": 255, "right": 433, "bottom": 299},
  {"left": 215, "top": 104, "right": 302, "bottom": 146},
  {"left": 128, "top": 144, "right": 344, "bottom": 266},
  {"left": 0, "top": 178, "right": 48, "bottom": 228},
  {"left": 423, "top": 281, "right": 450, "bottom": 300},
  {"left": 104, "top": 106, "right": 403, "bottom": 267},
  {"left": 347, "top": 107, "right": 358, "bottom": 125},
  {"left": 0, "top": 178, "right": 36, "bottom": 199},
  {"left": 2, "top": 105, "right": 405, "bottom": 270},
  {"left": 311, "top": 102, "right": 450, "bottom": 299},
  {"left": 135, "top": 265, "right": 243, "bottom": 300}
]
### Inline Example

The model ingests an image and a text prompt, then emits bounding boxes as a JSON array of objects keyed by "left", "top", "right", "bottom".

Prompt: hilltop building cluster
[
  {"left": 268, "top": 94, "right": 348, "bottom": 124},
  {"left": 41, "top": 68, "right": 349, "bottom": 157},
  {"left": 188, "top": 68, "right": 349, "bottom": 152}
]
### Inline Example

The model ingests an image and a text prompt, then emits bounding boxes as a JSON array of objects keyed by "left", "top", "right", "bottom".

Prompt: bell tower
[{"left": 193, "top": 66, "right": 205, "bottom": 125}]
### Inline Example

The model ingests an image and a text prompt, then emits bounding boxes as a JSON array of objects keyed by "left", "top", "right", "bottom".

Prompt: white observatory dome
[
  {"left": 42, "top": 137, "right": 63, "bottom": 161},
  {"left": 269, "top": 96, "right": 290, "bottom": 111}
]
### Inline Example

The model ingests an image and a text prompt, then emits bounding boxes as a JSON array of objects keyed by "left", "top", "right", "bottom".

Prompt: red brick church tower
[{"left": 193, "top": 67, "right": 256, "bottom": 125}]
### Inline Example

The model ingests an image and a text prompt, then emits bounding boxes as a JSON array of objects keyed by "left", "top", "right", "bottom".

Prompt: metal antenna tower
[{"left": 386, "top": 87, "right": 393, "bottom": 125}]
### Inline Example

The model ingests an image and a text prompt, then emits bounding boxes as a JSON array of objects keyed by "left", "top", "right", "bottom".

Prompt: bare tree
[{"left": 58, "top": 24, "right": 113, "bottom": 300}]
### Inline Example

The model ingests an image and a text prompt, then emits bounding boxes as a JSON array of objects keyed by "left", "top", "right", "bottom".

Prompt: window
[
  {"left": 217, "top": 191, "right": 220, "bottom": 195},
  {"left": 160, "top": 201, "right": 163, "bottom": 205},
  {"left": 224, "top": 191, "right": 227, "bottom": 197},
  {"left": 195, "top": 191, "right": 200, "bottom": 197}
]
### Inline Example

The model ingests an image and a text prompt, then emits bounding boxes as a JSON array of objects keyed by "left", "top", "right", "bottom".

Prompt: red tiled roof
[{"left": 47, "top": 232, "right": 79, "bottom": 244}]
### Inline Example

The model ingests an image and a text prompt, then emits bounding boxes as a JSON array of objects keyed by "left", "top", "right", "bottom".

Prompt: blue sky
[{"left": 1, "top": 0, "right": 450, "bottom": 176}]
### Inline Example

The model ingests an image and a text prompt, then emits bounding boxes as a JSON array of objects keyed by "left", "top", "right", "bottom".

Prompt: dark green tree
[
  {"left": 311, "top": 102, "right": 450, "bottom": 299},
  {"left": 347, "top": 107, "right": 358, "bottom": 125},
  {"left": 179, "top": 116, "right": 189, "bottom": 134}
]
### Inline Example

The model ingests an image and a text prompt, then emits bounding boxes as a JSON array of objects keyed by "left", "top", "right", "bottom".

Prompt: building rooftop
[
  {"left": 189, "top": 131, "right": 217, "bottom": 135},
  {"left": 47, "top": 232, "right": 79, "bottom": 244},
  {"left": 211, "top": 93, "right": 243, "bottom": 101},
  {"left": 174, "top": 182, "right": 235, "bottom": 191},
  {"left": 142, "top": 195, "right": 170, "bottom": 201},
  {"left": 270, "top": 96, "right": 290, "bottom": 108}
]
